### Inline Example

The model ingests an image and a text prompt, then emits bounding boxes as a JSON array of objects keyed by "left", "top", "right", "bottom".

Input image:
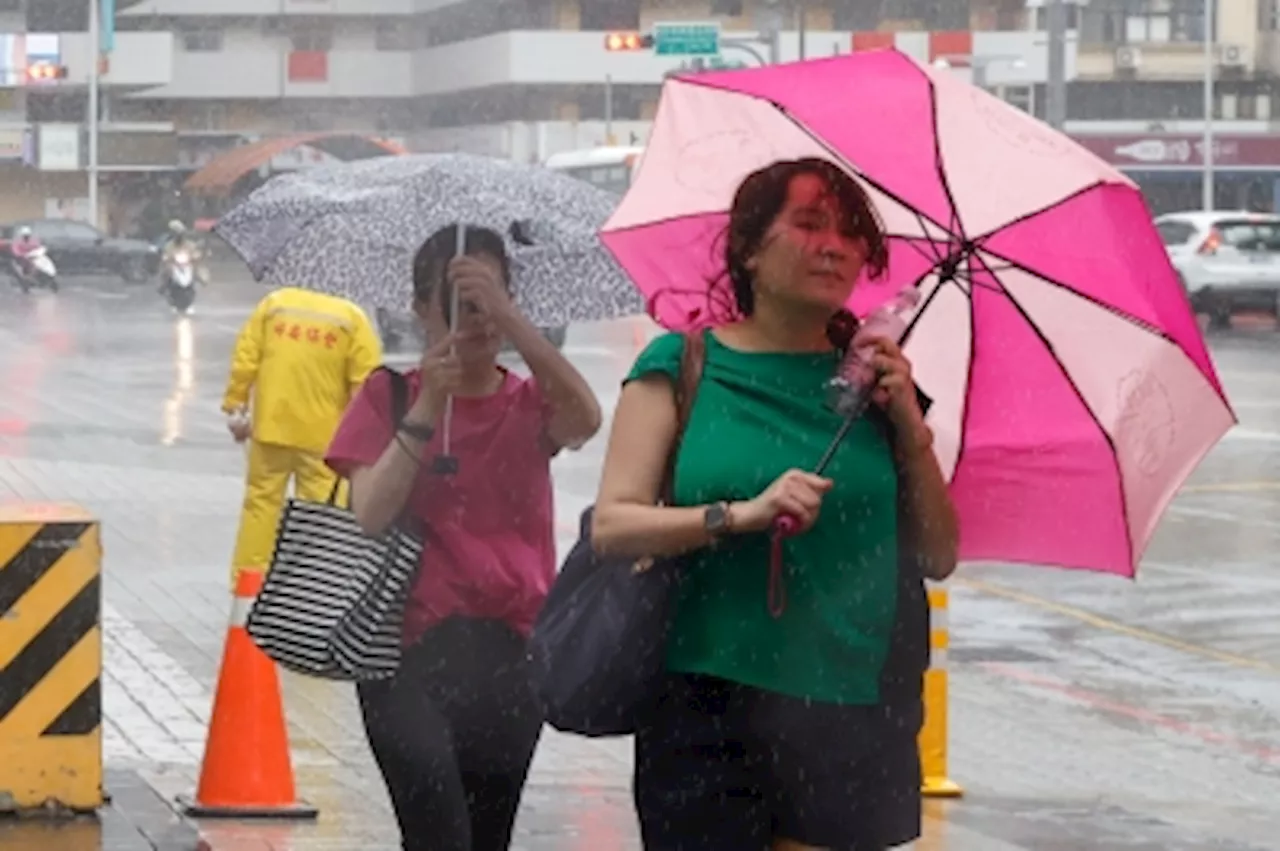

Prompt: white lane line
[
  {"left": 1166, "top": 503, "right": 1280, "bottom": 530},
  {"left": 1220, "top": 426, "right": 1280, "bottom": 443}
]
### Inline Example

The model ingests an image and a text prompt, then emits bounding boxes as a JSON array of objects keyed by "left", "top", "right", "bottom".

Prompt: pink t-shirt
[{"left": 325, "top": 368, "right": 555, "bottom": 642}]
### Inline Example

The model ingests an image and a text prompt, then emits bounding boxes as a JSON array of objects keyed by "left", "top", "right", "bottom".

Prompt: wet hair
[
  {"left": 411, "top": 224, "right": 512, "bottom": 319},
  {"left": 723, "top": 157, "right": 889, "bottom": 316}
]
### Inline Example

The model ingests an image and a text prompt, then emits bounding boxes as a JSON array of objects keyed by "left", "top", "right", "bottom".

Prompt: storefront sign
[
  {"left": 1074, "top": 134, "right": 1280, "bottom": 169},
  {"left": 38, "top": 123, "right": 80, "bottom": 171},
  {"left": 0, "top": 127, "right": 27, "bottom": 160}
]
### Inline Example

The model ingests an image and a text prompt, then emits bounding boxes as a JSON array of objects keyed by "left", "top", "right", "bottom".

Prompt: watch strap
[{"left": 397, "top": 419, "right": 436, "bottom": 442}]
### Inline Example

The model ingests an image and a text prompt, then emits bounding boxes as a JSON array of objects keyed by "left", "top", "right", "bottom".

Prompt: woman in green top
[{"left": 593, "top": 158, "right": 958, "bottom": 850}]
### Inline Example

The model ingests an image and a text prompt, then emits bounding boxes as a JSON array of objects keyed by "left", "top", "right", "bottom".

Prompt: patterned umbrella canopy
[{"left": 214, "top": 153, "right": 644, "bottom": 326}]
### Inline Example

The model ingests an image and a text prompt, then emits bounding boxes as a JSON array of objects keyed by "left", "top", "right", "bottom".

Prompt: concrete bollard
[{"left": 0, "top": 504, "right": 103, "bottom": 813}]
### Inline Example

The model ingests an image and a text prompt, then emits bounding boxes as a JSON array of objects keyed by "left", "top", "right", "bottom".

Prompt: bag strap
[
  {"left": 659, "top": 331, "right": 707, "bottom": 504},
  {"left": 326, "top": 367, "right": 411, "bottom": 506},
  {"left": 384, "top": 367, "right": 410, "bottom": 423}
]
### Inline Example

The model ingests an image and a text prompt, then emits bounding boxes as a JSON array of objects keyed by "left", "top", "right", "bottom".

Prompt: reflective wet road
[{"left": 1, "top": 267, "right": 1278, "bottom": 849}]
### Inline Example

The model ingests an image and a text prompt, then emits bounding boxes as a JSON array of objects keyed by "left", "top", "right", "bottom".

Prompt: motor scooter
[
  {"left": 162, "top": 249, "right": 197, "bottom": 314},
  {"left": 10, "top": 243, "right": 58, "bottom": 293}
]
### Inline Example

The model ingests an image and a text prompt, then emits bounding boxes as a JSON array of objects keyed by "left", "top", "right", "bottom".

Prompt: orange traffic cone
[{"left": 178, "top": 570, "right": 317, "bottom": 819}]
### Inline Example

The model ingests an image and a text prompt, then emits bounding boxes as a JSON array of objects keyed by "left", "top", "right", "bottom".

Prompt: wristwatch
[
  {"left": 704, "top": 501, "right": 733, "bottom": 539},
  {"left": 397, "top": 419, "right": 436, "bottom": 442}
]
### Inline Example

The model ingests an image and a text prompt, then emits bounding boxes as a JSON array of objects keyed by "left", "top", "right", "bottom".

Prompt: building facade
[
  {"left": 0, "top": 0, "right": 173, "bottom": 224},
  {"left": 109, "top": 1, "right": 1083, "bottom": 168},
  {"left": 1066, "top": 0, "right": 1280, "bottom": 213},
  {"left": 5, "top": 1, "right": 1271, "bottom": 224}
]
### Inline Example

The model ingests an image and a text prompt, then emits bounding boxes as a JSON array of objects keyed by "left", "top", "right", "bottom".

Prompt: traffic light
[
  {"left": 604, "top": 31, "right": 653, "bottom": 51},
  {"left": 26, "top": 62, "right": 68, "bottom": 83}
]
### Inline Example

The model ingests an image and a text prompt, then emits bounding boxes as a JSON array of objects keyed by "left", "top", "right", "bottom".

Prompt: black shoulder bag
[{"left": 528, "top": 332, "right": 707, "bottom": 737}]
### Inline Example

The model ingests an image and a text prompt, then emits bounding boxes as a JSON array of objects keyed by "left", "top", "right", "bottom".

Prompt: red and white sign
[
  {"left": 1073, "top": 134, "right": 1280, "bottom": 169},
  {"left": 848, "top": 29, "right": 1068, "bottom": 84},
  {"left": 852, "top": 30, "right": 972, "bottom": 64}
]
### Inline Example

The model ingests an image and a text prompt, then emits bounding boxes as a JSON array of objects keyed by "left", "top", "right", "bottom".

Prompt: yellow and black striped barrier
[{"left": 0, "top": 505, "right": 103, "bottom": 812}]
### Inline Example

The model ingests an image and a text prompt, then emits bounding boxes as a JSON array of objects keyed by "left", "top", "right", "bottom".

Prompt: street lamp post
[
  {"left": 87, "top": 0, "right": 100, "bottom": 228},
  {"left": 1203, "top": 0, "right": 1216, "bottom": 211},
  {"left": 604, "top": 73, "right": 614, "bottom": 144}
]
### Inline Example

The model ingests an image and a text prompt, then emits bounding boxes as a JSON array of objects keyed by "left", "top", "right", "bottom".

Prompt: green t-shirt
[{"left": 625, "top": 330, "right": 900, "bottom": 705}]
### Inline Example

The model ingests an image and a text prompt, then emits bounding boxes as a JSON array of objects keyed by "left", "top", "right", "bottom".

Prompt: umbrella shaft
[
  {"left": 814, "top": 412, "right": 858, "bottom": 476},
  {"left": 442, "top": 395, "right": 454, "bottom": 452}
]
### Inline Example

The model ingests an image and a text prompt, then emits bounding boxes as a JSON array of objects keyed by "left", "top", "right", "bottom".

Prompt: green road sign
[{"left": 653, "top": 22, "right": 721, "bottom": 57}]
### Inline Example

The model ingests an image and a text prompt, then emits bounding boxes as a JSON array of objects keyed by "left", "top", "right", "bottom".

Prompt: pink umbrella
[{"left": 601, "top": 49, "right": 1235, "bottom": 578}]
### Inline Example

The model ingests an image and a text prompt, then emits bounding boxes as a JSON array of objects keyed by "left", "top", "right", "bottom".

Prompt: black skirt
[{"left": 634, "top": 672, "right": 923, "bottom": 851}]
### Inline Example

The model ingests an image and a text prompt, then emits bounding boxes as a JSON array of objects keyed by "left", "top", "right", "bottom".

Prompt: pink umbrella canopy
[{"left": 601, "top": 49, "right": 1235, "bottom": 578}]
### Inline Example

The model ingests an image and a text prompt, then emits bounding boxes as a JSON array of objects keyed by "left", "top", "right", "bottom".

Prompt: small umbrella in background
[
  {"left": 601, "top": 49, "right": 1234, "bottom": 577},
  {"left": 214, "top": 153, "right": 644, "bottom": 328}
]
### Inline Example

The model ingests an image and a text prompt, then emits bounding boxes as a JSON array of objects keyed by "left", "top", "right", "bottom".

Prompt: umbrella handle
[{"left": 441, "top": 226, "right": 465, "bottom": 457}]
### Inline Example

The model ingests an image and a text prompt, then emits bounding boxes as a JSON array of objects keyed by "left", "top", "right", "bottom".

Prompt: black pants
[
  {"left": 356, "top": 618, "right": 544, "bottom": 851},
  {"left": 635, "top": 673, "right": 923, "bottom": 851}
]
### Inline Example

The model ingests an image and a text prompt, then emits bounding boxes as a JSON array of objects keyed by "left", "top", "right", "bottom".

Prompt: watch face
[{"left": 705, "top": 503, "right": 728, "bottom": 533}]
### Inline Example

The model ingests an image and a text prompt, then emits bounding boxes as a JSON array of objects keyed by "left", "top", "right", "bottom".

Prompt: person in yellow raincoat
[{"left": 222, "top": 287, "right": 382, "bottom": 582}]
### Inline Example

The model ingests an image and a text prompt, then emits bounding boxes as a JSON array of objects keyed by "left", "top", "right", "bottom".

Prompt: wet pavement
[{"left": 0, "top": 267, "right": 1278, "bottom": 849}]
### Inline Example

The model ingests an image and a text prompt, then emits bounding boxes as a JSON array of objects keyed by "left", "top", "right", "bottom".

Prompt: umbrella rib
[
  {"left": 895, "top": 235, "right": 951, "bottom": 267},
  {"left": 975, "top": 244, "right": 1179, "bottom": 346},
  {"left": 969, "top": 180, "right": 1106, "bottom": 244},
  {"left": 976, "top": 243, "right": 1237, "bottom": 418},
  {"left": 970, "top": 253, "right": 1139, "bottom": 574},
  {"left": 766, "top": 103, "right": 957, "bottom": 239},
  {"left": 949, "top": 259, "right": 979, "bottom": 507},
  {"left": 920, "top": 72, "right": 969, "bottom": 244},
  {"left": 897, "top": 265, "right": 960, "bottom": 349}
]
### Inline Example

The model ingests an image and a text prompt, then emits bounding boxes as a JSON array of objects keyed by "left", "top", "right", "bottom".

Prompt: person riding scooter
[
  {"left": 159, "top": 220, "right": 205, "bottom": 312},
  {"left": 161, "top": 221, "right": 203, "bottom": 269},
  {"left": 10, "top": 226, "right": 57, "bottom": 292}
]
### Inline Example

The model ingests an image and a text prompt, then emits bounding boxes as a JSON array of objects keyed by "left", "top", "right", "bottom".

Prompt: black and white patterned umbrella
[{"left": 214, "top": 153, "right": 644, "bottom": 326}]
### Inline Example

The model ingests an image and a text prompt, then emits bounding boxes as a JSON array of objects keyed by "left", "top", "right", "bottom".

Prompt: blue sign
[{"left": 101, "top": 0, "right": 115, "bottom": 53}]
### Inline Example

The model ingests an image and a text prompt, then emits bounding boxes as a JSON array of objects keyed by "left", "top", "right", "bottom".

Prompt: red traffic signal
[
  {"left": 26, "top": 62, "right": 68, "bottom": 82},
  {"left": 604, "top": 31, "right": 653, "bottom": 51}
]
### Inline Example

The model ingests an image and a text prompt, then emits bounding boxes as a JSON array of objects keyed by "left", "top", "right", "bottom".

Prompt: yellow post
[
  {"left": 0, "top": 504, "right": 103, "bottom": 813},
  {"left": 919, "top": 585, "right": 963, "bottom": 797}
]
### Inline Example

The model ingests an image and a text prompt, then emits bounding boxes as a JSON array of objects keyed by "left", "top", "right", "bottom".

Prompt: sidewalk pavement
[
  {"left": 4, "top": 443, "right": 1279, "bottom": 849},
  {"left": 3, "top": 281, "right": 1280, "bottom": 848}
]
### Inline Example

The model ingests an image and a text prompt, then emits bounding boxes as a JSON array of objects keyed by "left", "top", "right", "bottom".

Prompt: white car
[{"left": 1155, "top": 210, "right": 1280, "bottom": 328}]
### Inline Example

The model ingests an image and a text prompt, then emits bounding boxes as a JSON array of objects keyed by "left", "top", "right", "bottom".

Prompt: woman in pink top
[{"left": 326, "top": 224, "right": 601, "bottom": 851}]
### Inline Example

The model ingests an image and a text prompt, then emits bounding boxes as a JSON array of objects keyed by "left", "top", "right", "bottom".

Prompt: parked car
[
  {"left": 0, "top": 219, "right": 161, "bottom": 283},
  {"left": 1156, "top": 210, "right": 1280, "bottom": 328},
  {"left": 375, "top": 306, "right": 567, "bottom": 353}
]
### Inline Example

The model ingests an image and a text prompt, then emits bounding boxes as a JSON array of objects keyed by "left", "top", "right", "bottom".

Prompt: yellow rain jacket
[{"left": 222, "top": 288, "right": 382, "bottom": 454}]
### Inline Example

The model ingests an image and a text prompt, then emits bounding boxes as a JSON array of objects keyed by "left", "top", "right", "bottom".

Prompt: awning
[{"left": 183, "top": 133, "right": 406, "bottom": 196}]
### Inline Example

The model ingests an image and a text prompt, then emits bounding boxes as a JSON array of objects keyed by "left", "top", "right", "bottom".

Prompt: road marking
[
  {"left": 1225, "top": 399, "right": 1280, "bottom": 410},
  {"left": 1166, "top": 503, "right": 1280, "bottom": 530},
  {"left": 1218, "top": 369, "right": 1280, "bottom": 381},
  {"left": 985, "top": 663, "right": 1280, "bottom": 762},
  {"left": 956, "top": 577, "right": 1280, "bottom": 676},
  {"left": 1181, "top": 480, "right": 1280, "bottom": 494},
  {"left": 1219, "top": 426, "right": 1280, "bottom": 442}
]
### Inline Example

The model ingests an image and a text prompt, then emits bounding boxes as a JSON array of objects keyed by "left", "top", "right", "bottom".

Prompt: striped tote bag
[{"left": 245, "top": 368, "right": 424, "bottom": 681}]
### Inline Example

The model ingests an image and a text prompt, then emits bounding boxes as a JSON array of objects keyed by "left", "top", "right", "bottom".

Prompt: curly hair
[{"left": 723, "top": 158, "right": 889, "bottom": 316}]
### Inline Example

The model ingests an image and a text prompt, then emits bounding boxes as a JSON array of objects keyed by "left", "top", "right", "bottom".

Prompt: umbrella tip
[{"left": 510, "top": 219, "right": 535, "bottom": 246}]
